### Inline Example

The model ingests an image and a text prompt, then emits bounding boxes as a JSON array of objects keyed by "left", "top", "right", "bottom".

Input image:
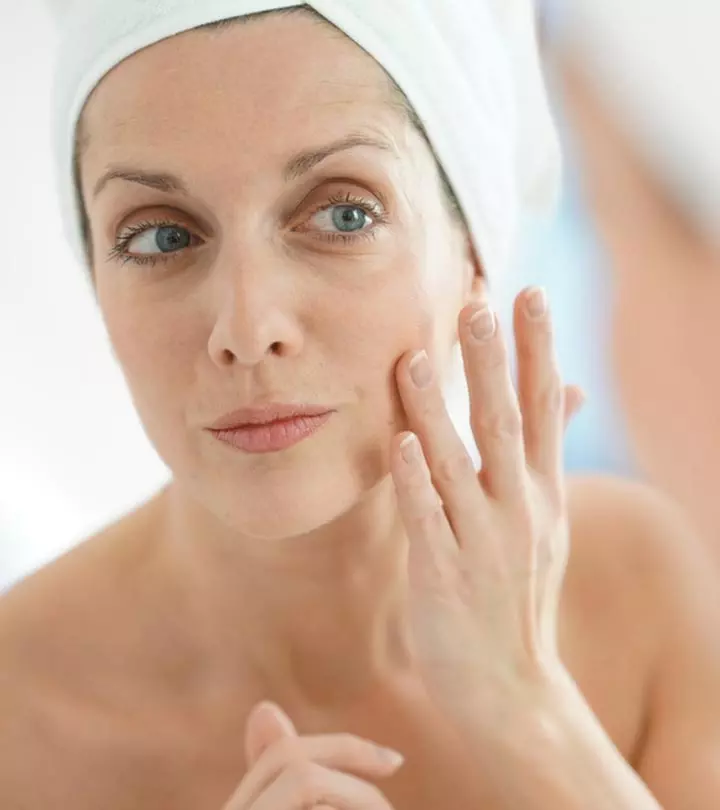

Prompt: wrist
[
  {"left": 447, "top": 660, "right": 579, "bottom": 749},
  {"left": 452, "top": 668, "right": 661, "bottom": 810}
]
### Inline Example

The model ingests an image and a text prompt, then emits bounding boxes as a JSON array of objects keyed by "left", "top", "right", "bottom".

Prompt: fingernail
[
  {"left": 254, "top": 701, "right": 297, "bottom": 734},
  {"left": 378, "top": 746, "right": 405, "bottom": 768},
  {"left": 469, "top": 305, "right": 496, "bottom": 341},
  {"left": 525, "top": 287, "right": 547, "bottom": 319},
  {"left": 409, "top": 350, "right": 432, "bottom": 389},
  {"left": 399, "top": 432, "right": 420, "bottom": 464}
]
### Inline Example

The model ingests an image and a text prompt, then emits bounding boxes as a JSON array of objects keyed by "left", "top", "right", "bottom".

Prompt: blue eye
[
  {"left": 334, "top": 205, "right": 369, "bottom": 232},
  {"left": 108, "top": 219, "right": 199, "bottom": 267},
  {"left": 301, "top": 192, "right": 389, "bottom": 243},
  {"left": 312, "top": 204, "right": 372, "bottom": 234},
  {"left": 128, "top": 224, "right": 191, "bottom": 255},
  {"left": 108, "top": 192, "right": 389, "bottom": 268}
]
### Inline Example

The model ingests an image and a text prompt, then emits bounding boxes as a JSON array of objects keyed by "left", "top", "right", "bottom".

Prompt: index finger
[{"left": 227, "top": 733, "right": 403, "bottom": 808}]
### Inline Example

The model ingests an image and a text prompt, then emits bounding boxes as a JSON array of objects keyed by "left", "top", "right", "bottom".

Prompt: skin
[
  {"left": 558, "top": 53, "right": 720, "bottom": 560},
  {"left": 1, "top": 12, "right": 719, "bottom": 810}
]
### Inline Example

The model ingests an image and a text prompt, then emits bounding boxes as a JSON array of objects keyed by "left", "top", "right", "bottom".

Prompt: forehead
[{"left": 81, "top": 13, "right": 404, "bottom": 160}]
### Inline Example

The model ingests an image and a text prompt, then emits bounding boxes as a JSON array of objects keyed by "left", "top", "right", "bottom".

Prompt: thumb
[{"left": 244, "top": 701, "right": 298, "bottom": 769}]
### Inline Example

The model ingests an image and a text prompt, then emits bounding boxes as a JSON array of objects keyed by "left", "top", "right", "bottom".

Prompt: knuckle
[
  {"left": 404, "top": 460, "right": 432, "bottom": 497},
  {"left": 416, "top": 391, "right": 444, "bottom": 423},
  {"left": 283, "top": 754, "right": 391, "bottom": 810},
  {"left": 536, "top": 533, "right": 564, "bottom": 571},
  {"left": 406, "top": 485, "right": 445, "bottom": 523},
  {"left": 533, "top": 376, "right": 563, "bottom": 414},
  {"left": 435, "top": 451, "right": 475, "bottom": 487},
  {"left": 417, "top": 498, "right": 447, "bottom": 526},
  {"left": 516, "top": 501, "right": 537, "bottom": 535},
  {"left": 482, "top": 347, "right": 508, "bottom": 374},
  {"left": 477, "top": 408, "right": 523, "bottom": 441},
  {"left": 538, "top": 475, "right": 565, "bottom": 510},
  {"left": 287, "top": 760, "right": 325, "bottom": 799}
]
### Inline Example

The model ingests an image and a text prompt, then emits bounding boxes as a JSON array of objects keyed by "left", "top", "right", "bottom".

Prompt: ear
[{"left": 244, "top": 702, "right": 298, "bottom": 770}]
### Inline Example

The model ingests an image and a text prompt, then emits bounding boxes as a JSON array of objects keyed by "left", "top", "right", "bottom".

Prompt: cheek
[
  {"left": 331, "top": 272, "right": 434, "bottom": 377},
  {"left": 99, "top": 288, "right": 198, "bottom": 409},
  {"left": 320, "top": 262, "right": 449, "bottom": 441},
  {"left": 323, "top": 233, "right": 453, "bottom": 347}
]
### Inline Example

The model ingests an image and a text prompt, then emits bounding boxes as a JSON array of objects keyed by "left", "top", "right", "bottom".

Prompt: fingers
[
  {"left": 514, "top": 287, "right": 564, "bottom": 486},
  {"left": 227, "top": 721, "right": 404, "bottom": 809},
  {"left": 245, "top": 702, "right": 297, "bottom": 770},
  {"left": 250, "top": 763, "right": 396, "bottom": 810},
  {"left": 394, "top": 349, "right": 487, "bottom": 547},
  {"left": 390, "top": 431, "right": 461, "bottom": 584},
  {"left": 394, "top": 292, "right": 582, "bottom": 517},
  {"left": 563, "top": 385, "right": 586, "bottom": 428},
  {"left": 460, "top": 302, "right": 527, "bottom": 500}
]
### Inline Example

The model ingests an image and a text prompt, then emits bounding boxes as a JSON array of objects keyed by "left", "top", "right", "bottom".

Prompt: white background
[{"left": 1, "top": 1, "right": 170, "bottom": 590}]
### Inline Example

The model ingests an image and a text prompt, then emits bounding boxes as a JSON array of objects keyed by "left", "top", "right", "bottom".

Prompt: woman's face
[
  {"left": 561, "top": 58, "right": 720, "bottom": 545},
  {"left": 78, "top": 12, "right": 481, "bottom": 539}
]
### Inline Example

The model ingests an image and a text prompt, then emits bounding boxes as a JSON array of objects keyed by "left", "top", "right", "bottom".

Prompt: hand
[
  {"left": 221, "top": 702, "right": 402, "bottom": 810},
  {"left": 391, "top": 287, "right": 584, "bottom": 727}
]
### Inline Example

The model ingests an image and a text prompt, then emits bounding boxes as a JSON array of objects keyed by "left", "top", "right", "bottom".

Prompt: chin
[
  {"left": 202, "top": 478, "right": 369, "bottom": 541},
  {"left": 180, "top": 445, "right": 393, "bottom": 541}
]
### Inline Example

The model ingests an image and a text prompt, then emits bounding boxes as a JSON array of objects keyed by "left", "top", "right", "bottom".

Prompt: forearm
[
  {"left": 510, "top": 696, "right": 661, "bottom": 810},
  {"left": 458, "top": 675, "right": 663, "bottom": 810}
]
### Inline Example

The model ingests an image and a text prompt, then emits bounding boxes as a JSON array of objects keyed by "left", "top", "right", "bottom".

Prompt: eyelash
[{"left": 107, "top": 193, "right": 390, "bottom": 268}]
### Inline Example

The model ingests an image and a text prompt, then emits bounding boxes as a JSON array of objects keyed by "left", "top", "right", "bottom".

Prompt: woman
[
  {"left": 1, "top": 2, "right": 718, "bottom": 808},
  {"left": 554, "top": 0, "right": 720, "bottom": 562}
]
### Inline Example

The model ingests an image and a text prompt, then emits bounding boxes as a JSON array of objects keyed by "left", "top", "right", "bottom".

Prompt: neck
[{"left": 157, "top": 475, "right": 414, "bottom": 708}]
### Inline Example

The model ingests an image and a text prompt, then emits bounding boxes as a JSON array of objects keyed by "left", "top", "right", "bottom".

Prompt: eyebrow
[{"left": 91, "top": 132, "right": 396, "bottom": 200}]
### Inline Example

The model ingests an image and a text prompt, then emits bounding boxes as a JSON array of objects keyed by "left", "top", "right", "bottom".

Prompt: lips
[
  {"left": 207, "top": 403, "right": 335, "bottom": 430},
  {"left": 209, "top": 411, "right": 334, "bottom": 453}
]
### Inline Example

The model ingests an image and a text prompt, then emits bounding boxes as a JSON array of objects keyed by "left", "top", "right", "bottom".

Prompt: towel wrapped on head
[{"left": 45, "top": 0, "right": 561, "bottom": 281}]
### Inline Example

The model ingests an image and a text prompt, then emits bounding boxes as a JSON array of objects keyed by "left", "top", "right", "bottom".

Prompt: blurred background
[{"left": 0, "top": 0, "right": 634, "bottom": 593}]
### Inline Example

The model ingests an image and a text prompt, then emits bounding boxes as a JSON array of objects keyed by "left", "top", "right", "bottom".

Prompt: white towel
[
  {"left": 561, "top": 0, "right": 720, "bottom": 244},
  {"left": 45, "top": 0, "right": 561, "bottom": 280}
]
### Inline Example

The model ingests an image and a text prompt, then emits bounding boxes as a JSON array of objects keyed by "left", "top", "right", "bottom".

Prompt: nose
[{"left": 206, "top": 258, "right": 304, "bottom": 368}]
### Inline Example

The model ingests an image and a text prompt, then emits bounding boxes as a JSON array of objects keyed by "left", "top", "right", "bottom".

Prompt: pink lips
[
  {"left": 208, "top": 403, "right": 334, "bottom": 430},
  {"left": 207, "top": 405, "right": 335, "bottom": 453}
]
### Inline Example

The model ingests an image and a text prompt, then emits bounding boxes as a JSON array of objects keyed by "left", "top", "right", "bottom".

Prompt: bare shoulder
[
  {"left": 0, "top": 502, "right": 153, "bottom": 658},
  {"left": 0, "top": 523, "right": 117, "bottom": 800},
  {"left": 0, "top": 499, "right": 170, "bottom": 804},
  {"left": 556, "top": 474, "right": 720, "bottom": 759},
  {"left": 565, "top": 473, "right": 720, "bottom": 733},
  {"left": 563, "top": 472, "right": 716, "bottom": 646},
  {"left": 0, "top": 506, "right": 147, "bottom": 706},
  {"left": 565, "top": 472, "right": 716, "bottom": 602},
  {"left": 0, "top": 488, "right": 174, "bottom": 693},
  {"left": 564, "top": 478, "right": 720, "bottom": 806}
]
